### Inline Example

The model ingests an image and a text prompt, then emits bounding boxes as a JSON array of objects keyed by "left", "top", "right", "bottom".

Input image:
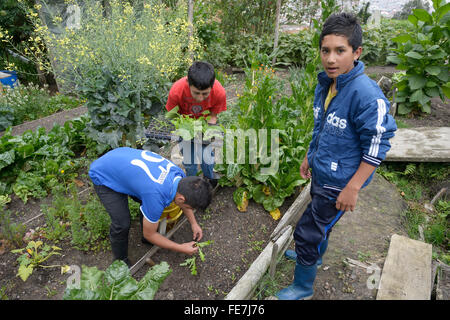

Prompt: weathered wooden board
[
  {"left": 385, "top": 127, "right": 450, "bottom": 162},
  {"left": 377, "top": 234, "right": 432, "bottom": 300}
]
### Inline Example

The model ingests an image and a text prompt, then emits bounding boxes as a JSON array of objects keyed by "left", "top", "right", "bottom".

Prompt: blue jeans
[
  {"left": 181, "top": 140, "right": 215, "bottom": 179},
  {"left": 293, "top": 179, "right": 345, "bottom": 266}
]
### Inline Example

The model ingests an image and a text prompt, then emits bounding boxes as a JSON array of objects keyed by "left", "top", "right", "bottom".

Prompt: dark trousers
[
  {"left": 93, "top": 184, "right": 140, "bottom": 263},
  {"left": 293, "top": 179, "right": 345, "bottom": 266}
]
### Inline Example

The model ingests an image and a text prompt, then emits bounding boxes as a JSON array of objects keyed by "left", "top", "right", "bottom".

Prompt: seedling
[
  {"left": 11, "top": 240, "right": 69, "bottom": 281},
  {"left": 180, "top": 240, "right": 212, "bottom": 276}
]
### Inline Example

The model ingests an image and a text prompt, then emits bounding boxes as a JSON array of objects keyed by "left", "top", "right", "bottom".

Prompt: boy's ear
[
  {"left": 354, "top": 46, "right": 363, "bottom": 60},
  {"left": 174, "top": 193, "right": 185, "bottom": 205}
]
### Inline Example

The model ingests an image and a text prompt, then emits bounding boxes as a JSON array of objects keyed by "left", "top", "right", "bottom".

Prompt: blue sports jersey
[{"left": 88, "top": 147, "right": 185, "bottom": 223}]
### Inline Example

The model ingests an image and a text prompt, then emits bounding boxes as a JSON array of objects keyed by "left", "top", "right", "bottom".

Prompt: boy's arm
[
  {"left": 165, "top": 85, "right": 180, "bottom": 112},
  {"left": 209, "top": 83, "right": 227, "bottom": 119},
  {"left": 336, "top": 161, "right": 376, "bottom": 212},
  {"left": 340, "top": 97, "right": 397, "bottom": 212},
  {"left": 142, "top": 218, "right": 199, "bottom": 255},
  {"left": 182, "top": 207, "right": 203, "bottom": 241},
  {"left": 207, "top": 112, "right": 218, "bottom": 125}
]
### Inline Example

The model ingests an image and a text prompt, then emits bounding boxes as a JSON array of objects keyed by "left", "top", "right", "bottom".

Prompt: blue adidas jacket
[{"left": 306, "top": 61, "right": 397, "bottom": 191}]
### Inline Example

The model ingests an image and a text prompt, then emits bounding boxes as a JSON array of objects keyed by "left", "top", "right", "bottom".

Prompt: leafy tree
[
  {"left": 357, "top": 2, "right": 372, "bottom": 24},
  {"left": 393, "top": 0, "right": 431, "bottom": 20}
]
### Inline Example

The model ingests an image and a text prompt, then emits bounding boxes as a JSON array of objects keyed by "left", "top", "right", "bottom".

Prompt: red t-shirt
[{"left": 165, "top": 77, "right": 227, "bottom": 119}]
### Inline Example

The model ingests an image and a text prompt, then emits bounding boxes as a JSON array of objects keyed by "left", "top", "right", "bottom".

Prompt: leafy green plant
[
  {"left": 63, "top": 260, "right": 171, "bottom": 300},
  {"left": 11, "top": 240, "right": 67, "bottom": 281},
  {"left": 216, "top": 60, "right": 315, "bottom": 214},
  {"left": 168, "top": 108, "right": 225, "bottom": 142},
  {"left": 0, "top": 210, "right": 26, "bottom": 248},
  {"left": 180, "top": 240, "right": 212, "bottom": 276},
  {"left": 5, "top": 0, "right": 199, "bottom": 148},
  {"left": 0, "top": 84, "right": 82, "bottom": 131},
  {"left": 387, "top": 0, "right": 450, "bottom": 115},
  {"left": 0, "top": 115, "right": 99, "bottom": 203}
]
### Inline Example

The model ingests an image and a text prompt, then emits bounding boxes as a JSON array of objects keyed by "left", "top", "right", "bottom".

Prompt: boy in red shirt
[{"left": 166, "top": 61, "right": 227, "bottom": 187}]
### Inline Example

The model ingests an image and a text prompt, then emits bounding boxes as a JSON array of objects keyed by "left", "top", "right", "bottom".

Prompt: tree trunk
[
  {"left": 272, "top": 0, "right": 282, "bottom": 66},
  {"left": 188, "top": 0, "right": 194, "bottom": 62}
]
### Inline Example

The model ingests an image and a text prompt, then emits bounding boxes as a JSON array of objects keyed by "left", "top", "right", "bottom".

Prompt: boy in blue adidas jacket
[{"left": 276, "top": 13, "right": 397, "bottom": 300}]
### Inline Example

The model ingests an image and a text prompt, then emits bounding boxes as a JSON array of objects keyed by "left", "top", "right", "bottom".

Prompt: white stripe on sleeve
[{"left": 369, "top": 99, "right": 387, "bottom": 157}]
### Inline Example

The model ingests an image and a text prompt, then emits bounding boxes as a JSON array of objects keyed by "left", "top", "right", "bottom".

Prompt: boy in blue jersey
[
  {"left": 88, "top": 147, "right": 212, "bottom": 267},
  {"left": 276, "top": 13, "right": 397, "bottom": 300}
]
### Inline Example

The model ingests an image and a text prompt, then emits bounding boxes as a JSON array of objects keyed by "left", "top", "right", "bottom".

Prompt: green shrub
[
  {"left": 387, "top": 0, "right": 450, "bottom": 115},
  {"left": 0, "top": 84, "right": 82, "bottom": 131}
]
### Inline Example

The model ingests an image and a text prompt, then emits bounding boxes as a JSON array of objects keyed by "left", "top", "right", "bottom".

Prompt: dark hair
[
  {"left": 187, "top": 61, "right": 215, "bottom": 90},
  {"left": 319, "top": 12, "right": 362, "bottom": 52},
  {"left": 177, "top": 176, "right": 212, "bottom": 211}
]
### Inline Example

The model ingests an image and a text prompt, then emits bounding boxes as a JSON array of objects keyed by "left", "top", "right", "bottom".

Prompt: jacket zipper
[{"left": 310, "top": 85, "right": 334, "bottom": 167}]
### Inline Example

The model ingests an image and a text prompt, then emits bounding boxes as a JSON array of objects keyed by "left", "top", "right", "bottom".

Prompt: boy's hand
[
  {"left": 300, "top": 157, "right": 311, "bottom": 179},
  {"left": 191, "top": 223, "right": 203, "bottom": 242},
  {"left": 180, "top": 241, "right": 199, "bottom": 255},
  {"left": 336, "top": 185, "right": 359, "bottom": 212},
  {"left": 336, "top": 161, "right": 377, "bottom": 212}
]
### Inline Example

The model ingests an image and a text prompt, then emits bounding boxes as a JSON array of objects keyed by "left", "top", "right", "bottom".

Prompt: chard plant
[
  {"left": 167, "top": 107, "right": 224, "bottom": 142},
  {"left": 216, "top": 59, "right": 315, "bottom": 216},
  {"left": 0, "top": 115, "right": 96, "bottom": 203},
  {"left": 387, "top": 0, "right": 450, "bottom": 115},
  {"left": 63, "top": 260, "right": 171, "bottom": 300},
  {"left": 180, "top": 240, "right": 212, "bottom": 276}
]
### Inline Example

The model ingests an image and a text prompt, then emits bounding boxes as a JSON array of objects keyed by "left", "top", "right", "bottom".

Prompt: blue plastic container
[{"left": 0, "top": 70, "right": 19, "bottom": 88}]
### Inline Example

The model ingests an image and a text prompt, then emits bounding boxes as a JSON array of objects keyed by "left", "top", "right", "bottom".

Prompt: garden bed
[{"left": 0, "top": 174, "right": 297, "bottom": 300}]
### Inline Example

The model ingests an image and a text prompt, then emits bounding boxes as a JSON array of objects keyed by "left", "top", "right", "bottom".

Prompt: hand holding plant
[{"left": 180, "top": 240, "right": 212, "bottom": 276}]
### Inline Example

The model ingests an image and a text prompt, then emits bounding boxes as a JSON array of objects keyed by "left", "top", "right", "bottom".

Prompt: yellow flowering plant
[{"left": 7, "top": 0, "right": 201, "bottom": 148}]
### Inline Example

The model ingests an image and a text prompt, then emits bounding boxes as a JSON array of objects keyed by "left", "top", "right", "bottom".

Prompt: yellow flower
[{"left": 60, "top": 169, "right": 65, "bottom": 174}]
